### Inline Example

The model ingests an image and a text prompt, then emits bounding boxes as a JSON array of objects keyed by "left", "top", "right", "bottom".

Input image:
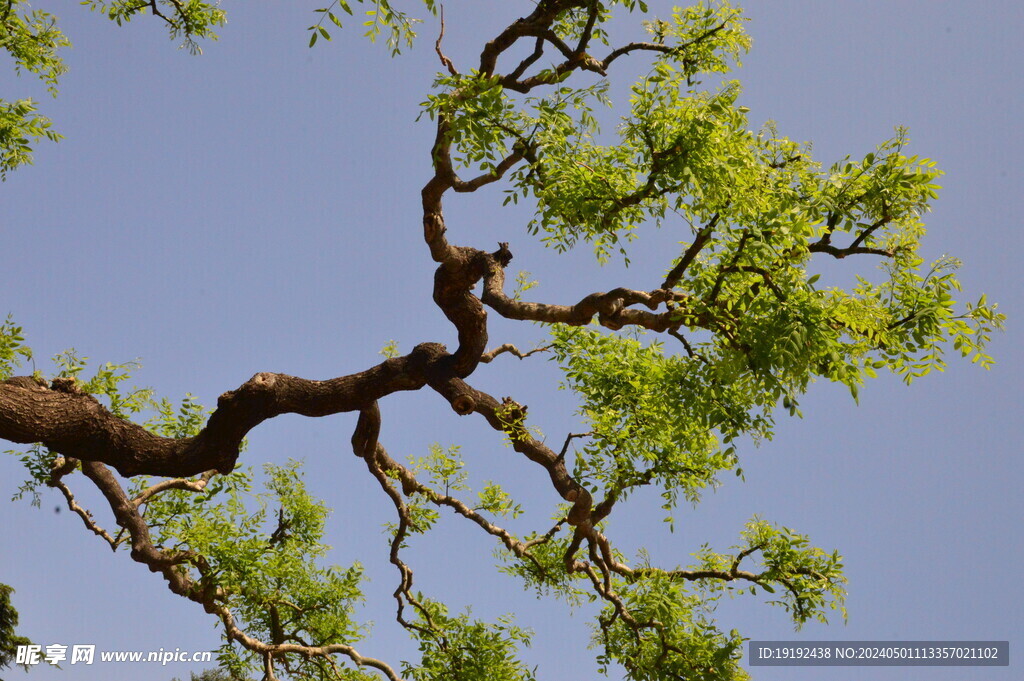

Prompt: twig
[
  {"left": 479, "top": 342, "right": 552, "bottom": 363},
  {"left": 434, "top": 4, "right": 458, "bottom": 76}
]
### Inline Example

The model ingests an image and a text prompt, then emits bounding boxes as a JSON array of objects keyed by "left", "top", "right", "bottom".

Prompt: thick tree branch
[{"left": 0, "top": 345, "right": 446, "bottom": 477}]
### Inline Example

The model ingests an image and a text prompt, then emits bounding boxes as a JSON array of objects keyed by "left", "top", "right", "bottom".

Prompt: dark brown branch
[
  {"left": 480, "top": 246, "right": 699, "bottom": 332},
  {"left": 667, "top": 328, "right": 707, "bottom": 363},
  {"left": 354, "top": 406, "right": 432, "bottom": 635},
  {"left": 808, "top": 242, "right": 893, "bottom": 259},
  {"left": 148, "top": 0, "right": 174, "bottom": 26},
  {"left": 721, "top": 265, "right": 786, "bottom": 301},
  {"left": 848, "top": 214, "right": 891, "bottom": 250},
  {"left": 450, "top": 150, "right": 524, "bottom": 193},
  {"left": 574, "top": 1, "right": 600, "bottom": 55},
  {"left": 478, "top": 0, "right": 588, "bottom": 78},
  {"left": 600, "top": 21, "right": 729, "bottom": 70},
  {"left": 508, "top": 37, "right": 545, "bottom": 81},
  {"left": 427, "top": 376, "right": 594, "bottom": 527},
  {"left": 661, "top": 215, "right": 718, "bottom": 290},
  {"left": 709, "top": 229, "right": 750, "bottom": 301},
  {"left": 47, "top": 457, "right": 118, "bottom": 548},
  {"left": 556, "top": 431, "right": 591, "bottom": 463},
  {"left": 132, "top": 470, "right": 216, "bottom": 506}
]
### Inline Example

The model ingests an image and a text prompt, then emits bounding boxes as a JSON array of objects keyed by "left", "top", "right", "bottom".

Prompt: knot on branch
[
  {"left": 573, "top": 52, "right": 607, "bottom": 76},
  {"left": 597, "top": 298, "right": 625, "bottom": 330},
  {"left": 50, "top": 377, "right": 83, "bottom": 394},
  {"left": 492, "top": 242, "right": 513, "bottom": 267},
  {"left": 499, "top": 396, "right": 528, "bottom": 423},
  {"left": 451, "top": 394, "right": 476, "bottom": 415}
]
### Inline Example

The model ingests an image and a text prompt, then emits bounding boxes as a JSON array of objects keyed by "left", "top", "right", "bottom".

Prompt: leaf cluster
[{"left": 403, "top": 601, "right": 536, "bottom": 681}]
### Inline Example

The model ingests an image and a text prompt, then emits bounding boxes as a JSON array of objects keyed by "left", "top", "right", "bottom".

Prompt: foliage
[
  {"left": 128, "top": 452, "right": 369, "bottom": 679},
  {"left": 0, "top": 0, "right": 69, "bottom": 178},
  {"left": 402, "top": 603, "right": 536, "bottom": 681},
  {"left": 0, "top": 583, "right": 33, "bottom": 679},
  {"left": 79, "top": 0, "right": 226, "bottom": 53},
  {"left": 170, "top": 668, "right": 254, "bottom": 681},
  {"left": 309, "top": 0, "right": 437, "bottom": 54},
  {"left": 0, "top": 316, "right": 32, "bottom": 380}
]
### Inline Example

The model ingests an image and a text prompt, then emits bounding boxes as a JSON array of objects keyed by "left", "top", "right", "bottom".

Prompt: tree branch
[
  {"left": 434, "top": 4, "right": 458, "bottom": 76},
  {"left": 661, "top": 215, "right": 718, "bottom": 290},
  {"left": 0, "top": 345, "right": 447, "bottom": 477}
]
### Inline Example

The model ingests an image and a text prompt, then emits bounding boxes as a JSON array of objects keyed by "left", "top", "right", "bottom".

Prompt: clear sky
[{"left": 1, "top": 2, "right": 1021, "bottom": 680}]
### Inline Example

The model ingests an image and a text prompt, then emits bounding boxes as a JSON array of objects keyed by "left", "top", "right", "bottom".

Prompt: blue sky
[{"left": 1, "top": 2, "right": 1021, "bottom": 680}]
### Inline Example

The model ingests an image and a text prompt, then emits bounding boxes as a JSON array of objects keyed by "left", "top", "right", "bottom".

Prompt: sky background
[{"left": 1, "top": 1, "right": 1021, "bottom": 680}]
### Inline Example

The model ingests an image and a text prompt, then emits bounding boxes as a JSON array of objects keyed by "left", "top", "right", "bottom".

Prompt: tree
[{"left": 0, "top": 2, "right": 1005, "bottom": 681}]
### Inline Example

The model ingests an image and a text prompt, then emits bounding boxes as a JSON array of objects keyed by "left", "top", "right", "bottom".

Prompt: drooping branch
[
  {"left": 352, "top": 404, "right": 432, "bottom": 635},
  {"left": 47, "top": 456, "right": 118, "bottom": 549},
  {"left": 426, "top": 374, "right": 595, "bottom": 527},
  {"left": 69, "top": 428, "right": 406, "bottom": 681}
]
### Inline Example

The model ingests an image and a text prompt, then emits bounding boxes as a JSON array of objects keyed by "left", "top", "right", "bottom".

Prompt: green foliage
[
  {"left": 414, "top": 443, "right": 468, "bottom": 493},
  {"left": 496, "top": 524, "right": 590, "bottom": 605},
  {"left": 309, "top": 0, "right": 436, "bottom": 54},
  {"left": 510, "top": 271, "right": 538, "bottom": 301},
  {"left": 736, "top": 519, "right": 847, "bottom": 625},
  {"left": 0, "top": 583, "right": 33, "bottom": 678},
  {"left": 169, "top": 668, "right": 253, "bottom": 681},
  {"left": 379, "top": 339, "right": 401, "bottom": 359},
  {"left": 551, "top": 326, "right": 764, "bottom": 512},
  {"left": 689, "top": 519, "right": 846, "bottom": 626},
  {"left": 80, "top": 0, "right": 226, "bottom": 54},
  {"left": 403, "top": 601, "right": 536, "bottom": 681},
  {"left": 0, "top": 0, "right": 69, "bottom": 178},
  {"left": 476, "top": 482, "right": 523, "bottom": 519},
  {"left": 146, "top": 393, "right": 210, "bottom": 438},
  {"left": 0, "top": 99, "right": 62, "bottom": 179},
  {"left": 1, "top": 0, "right": 228, "bottom": 180},
  {"left": 0, "top": 1, "right": 69, "bottom": 91},
  {"left": 9, "top": 443, "right": 58, "bottom": 507},
  {"left": 132, "top": 461, "right": 369, "bottom": 681},
  {"left": 0, "top": 316, "right": 32, "bottom": 379},
  {"left": 594, "top": 574, "right": 749, "bottom": 681},
  {"left": 475, "top": 4, "right": 750, "bottom": 262}
]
